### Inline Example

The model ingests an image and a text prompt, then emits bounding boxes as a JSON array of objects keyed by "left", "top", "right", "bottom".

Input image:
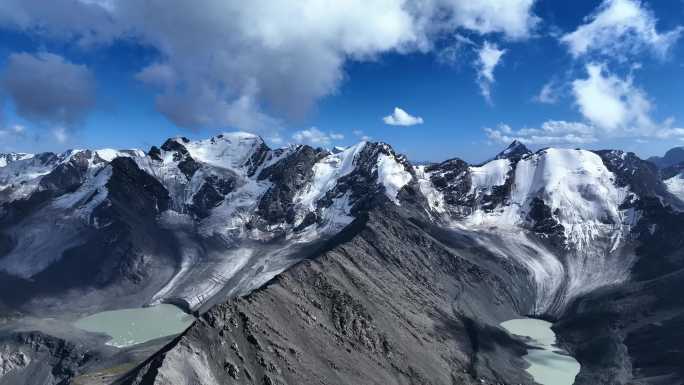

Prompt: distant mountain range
[
  {"left": 648, "top": 146, "right": 684, "bottom": 168},
  {"left": 1, "top": 135, "right": 684, "bottom": 385}
]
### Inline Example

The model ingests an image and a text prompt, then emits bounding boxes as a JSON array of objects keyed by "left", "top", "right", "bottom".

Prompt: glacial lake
[
  {"left": 500, "top": 318, "right": 580, "bottom": 385},
  {"left": 74, "top": 304, "right": 195, "bottom": 348}
]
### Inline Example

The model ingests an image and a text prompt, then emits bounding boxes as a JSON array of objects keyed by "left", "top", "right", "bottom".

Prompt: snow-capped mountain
[
  {"left": 2, "top": 135, "right": 684, "bottom": 385},
  {"left": 0, "top": 133, "right": 415, "bottom": 313},
  {"left": 1, "top": 135, "right": 680, "bottom": 316},
  {"left": 414, "top": 145, "right": 684, "bottom": 315}
]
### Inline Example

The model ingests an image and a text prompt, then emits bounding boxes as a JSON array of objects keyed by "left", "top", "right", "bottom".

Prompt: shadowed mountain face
[
  {"left": 1, "top": 135, "right": 683, "bottom": 385},
  {"left": 648, "top": 147, "right": 684, "bottom": 169}
]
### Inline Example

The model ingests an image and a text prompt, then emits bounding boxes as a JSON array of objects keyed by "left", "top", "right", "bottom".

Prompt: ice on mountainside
[
  {"left": 0, "top": 153, "right": 34, "bottom": 168},
  {"left": 296, "top": 142, "right": 366, "bottom": 214},
  {"left": 0, "top": 135, "right": 654, "bottom": 315},
  {"left": 665, "top": 173, "right": 684, "bottom": 201},
  {"left": 417, "top": 145, "right": 642, "bottom": 314},
  {"left": 414, "top": 165, "right": 446, "bottom": 214},
  {"left": 467, "top": 148, "right": 631, "bottom": 247},
  {"left": 468, "top": 158, "right": 511, "bottom": 198}
]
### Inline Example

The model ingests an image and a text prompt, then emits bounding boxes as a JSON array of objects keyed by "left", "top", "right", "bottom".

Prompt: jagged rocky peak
[
  {"left": 155, "top": 132, "right": 270, "bottom": 175},
  {"left": 0, "top": 153, "right": 34, "bottom": 168},
  {"left": 494, "top": 139, "right": 532, "bottom": 160}
]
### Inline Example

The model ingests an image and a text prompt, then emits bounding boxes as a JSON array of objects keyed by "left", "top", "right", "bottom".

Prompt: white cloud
[
  {"left": 352, "top": 129, "right": 372, "bottom": 141},
  {"left": 652, "top": 118, "right": 684, "bottom": 140},
  {"left": 0, "top": 0, "right": 540, "bottom": 137},
  {"left": 292, "top": 127, "right": 343, "bottom": 146},
  {"left": 0, "top": 124, "right": 27, "bottom": 140},
  {"left": 417, "top": 0, "right": 540, "bottom": 40},
  {"left": 53, "top": 127, "right": 68, "bottom": 144},
  {"left": 535, "top": 80, "right": 560, "bottom": 104},
  {"left": 383, "top": 107, "right": 424, "bottom": 126},
  {"left": 436, "top": 33, "right": 476, "bottom": 65},
  {"left": 572, "top": 63, "right": 653, "bottom": 134},
  {"left": 486, "top": 63, "right": 684, "bottom": 145},
  {"left": 476, "top": 41, "right": 506, "bottom": 102},
  {"left": 655, "top": 127, "right": 684, "bottom": 140},
  {"left": 485, "top": 120, "right": 598, "bottom": 145},
  {"left": 561, "top": 0, "right": 683, "bottom": 59}
]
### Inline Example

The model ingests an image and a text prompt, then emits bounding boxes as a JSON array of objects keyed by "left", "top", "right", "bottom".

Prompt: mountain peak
[
  {"left": 495, "top": 140, "right": 532, "bottom": 160},
  {"left": 649, "top": 146, "right": 684, "bottom": 168},
  {"left": 0, "top": 152, "right": 35, "bottom": 167}
]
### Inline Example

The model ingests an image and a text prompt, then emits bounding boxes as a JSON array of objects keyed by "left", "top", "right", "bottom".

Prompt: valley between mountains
[{"left": 1, "top": 133, "right": 684, "bottom": 385}]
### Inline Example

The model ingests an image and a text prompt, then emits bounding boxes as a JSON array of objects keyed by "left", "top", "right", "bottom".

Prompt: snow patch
[
  {"left": 184, "top": 133, "right": 263, "bottom": 171},
  {"left": 296, "top": 142, "right": 366, "bottom": 212},
  {"left": 94, "top": 149, "right": 143, "bottom": 162},
  {"left": 469, "top": 158, "right": 511, "bottom": 197},
  {"left": 415, "top": 165, "right": 446, "bottom": 213},
  {"left": 376, "top": 153, "right": 412, "bottom": 204},
  {"left": 665, "top": 174, "right": 684, "bottom": 201}
]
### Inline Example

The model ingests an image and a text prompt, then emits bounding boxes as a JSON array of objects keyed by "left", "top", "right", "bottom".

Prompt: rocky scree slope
[{"left": 120, "top": 198, "right": 538, "bottom": 385}]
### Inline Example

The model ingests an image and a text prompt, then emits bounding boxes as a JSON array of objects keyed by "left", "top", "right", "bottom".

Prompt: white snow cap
[{"left": 182, "top": 132, "right": 264, "bottom": 171}]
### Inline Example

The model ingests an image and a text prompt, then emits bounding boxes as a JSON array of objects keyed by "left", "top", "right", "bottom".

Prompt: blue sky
[{"left": 0, "top": 0, "right": 683, "bottom": 163}]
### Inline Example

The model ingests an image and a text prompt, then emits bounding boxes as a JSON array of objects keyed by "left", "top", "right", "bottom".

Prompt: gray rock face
[
  {"left": 0, "top": 331, "right": 98, "bottom": 385},
  {"left": 494, "top": 140, "right": 532, "bottom": 161},
  {"left": 255, "top": 145, "right": 326, "bottom": 226},
  {"left": 120, "top": 201, "right": 536, "bottom": 385}
]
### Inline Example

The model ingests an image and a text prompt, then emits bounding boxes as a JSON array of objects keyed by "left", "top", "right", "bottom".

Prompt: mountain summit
[
  {"left": 1, "top": 134, "right": 684, "bottom": 385},
  {"left": 494, "top": 139, "right": 532, "bottom": 160}
]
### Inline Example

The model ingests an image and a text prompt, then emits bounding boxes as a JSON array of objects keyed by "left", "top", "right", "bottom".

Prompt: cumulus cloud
[
  {"left": 292, "top": 127, "right": 343, "bottom": 146},
  {"left": 416, "top": 0, "right": 540, "bottom": 40},
  {"left": 485, "top": 120, "right": 598, "bottom": 145},
  {"left": 487, "top": 62, "right": 684, "bottom": 145},
  {"left": 383, "top": 107, "right": 424, "bottom": 126},
  {"left": 0, "top": 0, "right": 540, "bottom": 136},
  {"left": 1, "top": 52, "right": 95, "bottom": 126},
  {"left": 652, "top": 118, "right": 684, "bottom": 141},
  {"left": 572, "top": 63, "right": 653, "bottom": 134},
  {"left": 561, "top": 0, "right": 683, "bottom": 60},
  {"left": 476, "top": 41, "right": 506, "bottom": 102}
]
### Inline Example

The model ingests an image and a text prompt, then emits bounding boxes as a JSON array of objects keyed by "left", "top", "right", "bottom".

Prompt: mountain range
[{"left": 1, "top": 133, "right": 684, "bottom": 385}]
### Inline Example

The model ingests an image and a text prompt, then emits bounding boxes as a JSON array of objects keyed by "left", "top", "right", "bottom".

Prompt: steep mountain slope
[
  {"left": 120, "top": 199, "right": 538, "bottom": 385},
  {"left": 1, "top": 136, "right": 683, "bottom": 385},
  {"left": 557, "top": 197, "right": 684, "bottom": 385},
  {"left": 118, "top": 141, "right": 683, "bottom": 385},
  {"left": 417, "top": 147, "right": 651, "bottom": 316},
  {"left": 0, "top": 134, "right": 413, "bottom": 315}
]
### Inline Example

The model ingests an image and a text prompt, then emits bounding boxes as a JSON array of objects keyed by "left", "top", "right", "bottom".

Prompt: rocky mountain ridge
[{"left": 1, "top": 135, "right": 683, "bottom": 384}]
